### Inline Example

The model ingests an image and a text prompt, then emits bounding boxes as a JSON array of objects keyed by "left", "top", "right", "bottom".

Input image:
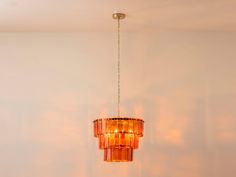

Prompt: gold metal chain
[{"left": 117, "top": 18, "right": 121, "bottom": 117}]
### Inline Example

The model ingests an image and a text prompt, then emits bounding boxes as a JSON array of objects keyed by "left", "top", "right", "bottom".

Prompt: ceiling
[{"left": 0, "top": 0, "right": 236, "bottom": 32}]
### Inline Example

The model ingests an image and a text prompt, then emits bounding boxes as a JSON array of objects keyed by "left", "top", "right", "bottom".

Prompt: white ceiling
[{"left": 0, "top": 0, "right": 236, "bottom": 32}]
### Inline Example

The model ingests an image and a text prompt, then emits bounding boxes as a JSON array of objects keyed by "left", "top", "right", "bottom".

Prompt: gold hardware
[{"left": 112, "top": 13, "right": 126, "bottom": 20}]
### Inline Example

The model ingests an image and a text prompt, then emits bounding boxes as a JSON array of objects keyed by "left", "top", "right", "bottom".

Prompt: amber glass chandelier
[{"left": 93, "top": 13, "right": 144, "bottom": 162}]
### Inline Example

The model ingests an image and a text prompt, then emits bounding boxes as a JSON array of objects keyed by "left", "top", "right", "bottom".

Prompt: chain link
[{"left": 117, "top": 18, "right": 121, "bottom": 117}]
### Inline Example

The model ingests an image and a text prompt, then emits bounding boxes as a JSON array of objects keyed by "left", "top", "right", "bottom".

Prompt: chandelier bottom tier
[{"left": 93, "top": 118, "right": 144, "bottom": 162}]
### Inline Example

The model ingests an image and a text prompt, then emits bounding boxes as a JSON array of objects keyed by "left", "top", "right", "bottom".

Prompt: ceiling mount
[{"left": 112, "top": 13, "right": 126, "bottom": 20}]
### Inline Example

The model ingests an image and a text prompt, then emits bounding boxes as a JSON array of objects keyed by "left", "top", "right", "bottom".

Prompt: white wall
[{"left": 0, "top": 32, "right": 235, "bottom": 177}]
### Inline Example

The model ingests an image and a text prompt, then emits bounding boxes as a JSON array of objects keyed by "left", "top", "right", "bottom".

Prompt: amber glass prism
[{"left": 93, "top": 118, "right": 144, "bottom": 162}]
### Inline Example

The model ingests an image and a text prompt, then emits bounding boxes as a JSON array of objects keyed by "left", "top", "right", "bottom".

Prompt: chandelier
[{"left": 93, "top": 13, "right": 144, "bottom": 162}]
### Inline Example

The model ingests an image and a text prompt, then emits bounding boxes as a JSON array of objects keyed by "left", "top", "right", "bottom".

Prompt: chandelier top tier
[
  {"left": 93, "top": 12, "right": 144, "bottom": 162},
  {"left": 94, "top": 118, "right": 144, "bottom": 137}
]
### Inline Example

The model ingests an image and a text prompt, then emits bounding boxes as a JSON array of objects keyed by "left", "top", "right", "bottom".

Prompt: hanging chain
[{"left": 117, "top": 18, "right": 121, "bottom": 118}]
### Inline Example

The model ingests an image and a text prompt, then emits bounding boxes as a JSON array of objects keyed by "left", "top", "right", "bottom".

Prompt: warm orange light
[{"left": 93, "top": 118, "right": 144, "bottom": 162}]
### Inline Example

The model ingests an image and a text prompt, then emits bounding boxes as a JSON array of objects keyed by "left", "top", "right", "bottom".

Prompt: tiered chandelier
[{"left": 93, "top": 13, "right": 144, "bottom": 162}]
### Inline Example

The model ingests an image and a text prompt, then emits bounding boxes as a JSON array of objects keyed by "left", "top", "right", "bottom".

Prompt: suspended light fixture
[{"left": 93, "top": 13, "right": 144, "bottom": 162}]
